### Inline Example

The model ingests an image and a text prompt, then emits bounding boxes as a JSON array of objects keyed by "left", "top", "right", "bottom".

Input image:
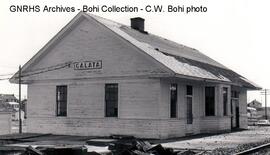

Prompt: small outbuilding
[{"left": 10, "top": 12, "right": 260, "bottom": 139}]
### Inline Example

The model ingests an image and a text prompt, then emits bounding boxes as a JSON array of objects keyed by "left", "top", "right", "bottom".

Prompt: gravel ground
[
  {"left": 162, "top": 126, "right": 270, "bottom": 154},
  {"left": 204, "top": 139, "right": 270, "bottom": 155}
]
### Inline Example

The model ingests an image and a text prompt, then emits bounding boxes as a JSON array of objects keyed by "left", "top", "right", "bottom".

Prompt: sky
[{"left": 0, "top": 0, "right": 269, "bottom": 105}]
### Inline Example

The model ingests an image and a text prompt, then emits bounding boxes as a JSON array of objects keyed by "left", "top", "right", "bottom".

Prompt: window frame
[
  {"left": 105, "top": 83, "right": 118, "bottom": 117},
  {"left": 170, "top": 83, "right": 178, "bottom": 118},
  {"left": 186, "top": 85, "right": 193, "bottom": 124},
  {"left": 56, "top": 85, "right": 68, "bottom": 117},
  {"left": 223, "top": 87, "right": 228, "bottom": 116}
]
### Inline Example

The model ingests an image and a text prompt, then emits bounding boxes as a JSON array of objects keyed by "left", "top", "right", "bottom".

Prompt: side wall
[
  {"left": 239, "top": 89, "right": 248, "bottom": 129},
  {"left": 159, "top": 79, "right": 232, "bottom": 138},
  {"left": 27, "top": 78, "right": 247, "bottom": 139},
  {"left": 27, "top": 78, "right": 164, "bottom": 139}
]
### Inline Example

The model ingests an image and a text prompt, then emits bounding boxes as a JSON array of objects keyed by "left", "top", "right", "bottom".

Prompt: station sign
[{"left": 73, "top": 60, "right": 102, "bottom": 70}]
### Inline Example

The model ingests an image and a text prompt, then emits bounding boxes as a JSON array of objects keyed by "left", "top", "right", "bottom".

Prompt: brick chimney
[{"left": 130, "top": 17, "right": 145, "bottom": 32}]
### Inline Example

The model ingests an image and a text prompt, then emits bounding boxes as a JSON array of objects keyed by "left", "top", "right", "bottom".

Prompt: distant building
[
  {"left": 10, "top": 12, "right": 261, "bottom": 139},
  {"left": 0, "top": 94, "right": 26, "bottom": 121},
  {"left": 247, "top": 107, "right": 260, "bottom": 125},
  {"left": 0, "top": 94, "right": 18, "bottom": 104},
  {"left": 247, "top": 100, "right": 262, "bottom": 109},
  {"left": 0, "top": 94, "right": 18, "bottom": 112},
  {"left": 7, "top": 102, "right": 19, "bottom": 110},
  {"left": 256, "top": 107, "right": 270, "bottom": 119}
]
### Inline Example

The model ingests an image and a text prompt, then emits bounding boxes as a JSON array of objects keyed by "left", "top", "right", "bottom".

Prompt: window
[
  {"left": 231, "top": 91, "right": 239, "bottom": 98},
  {"left": 231, "top": 90, "right": 239, "bottom": 115},
  {"left": 105, "top": 84, "right": 118, "bottom": 117},
  {"left": 56, "top": 86, "right": 67, "bottom": 116},
  {"left": 223, "top": 87, "right": 228, "bottom": 116},
  {"left": 205, "top": 86, "right": 215, "bottom": 116},
  {"left": 186, "top": 85, "right": 193, "bottom": 124},
  {"left": 170, "top": 84, "right": 177, "bottom": 118}
]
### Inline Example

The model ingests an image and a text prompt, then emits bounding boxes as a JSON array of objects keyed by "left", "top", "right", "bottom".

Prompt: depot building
[{"left": 10, "top": 12, "right": 260, "bottom": 139}]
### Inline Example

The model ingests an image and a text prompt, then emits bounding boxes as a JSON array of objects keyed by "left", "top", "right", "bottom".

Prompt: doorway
[
  {"left": 231, "top": 98, "right": 240, "bottom": 129},
  {"left": 236, "top": 106, "right": 240, "bottom": 128}
]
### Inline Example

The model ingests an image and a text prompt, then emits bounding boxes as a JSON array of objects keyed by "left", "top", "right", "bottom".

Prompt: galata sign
[{"left": 73, "top": 60, "right": 102, "bottom": 70}]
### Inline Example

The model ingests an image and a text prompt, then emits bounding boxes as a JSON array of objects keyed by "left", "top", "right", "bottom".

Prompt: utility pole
[
  {"left": 266, "top": 89, "right": 268, "bottom": 120},
  {"left": 261, "top": 89, "right": 270, "bottom": 120},
  {"left": 19, "top": 65, "right": 22, "bottom": 134}
]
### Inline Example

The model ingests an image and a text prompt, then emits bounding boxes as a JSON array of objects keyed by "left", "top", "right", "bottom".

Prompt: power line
[
  {"left": 260, "top": 89, "right": 269, "bottom": 120},
  {"left": 21, "top": 63, "right": 70, "bottom": 78},
  {"left": 15, "top": 61, "right": 72, "bottom": 78}
]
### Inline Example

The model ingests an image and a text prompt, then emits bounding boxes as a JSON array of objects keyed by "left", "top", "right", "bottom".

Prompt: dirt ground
[
  {"left": 11, "top": 120, "right": 26, "bottom": 134},
  {"left": 2, "top": 126, "right": 270, "bottom": 153}
]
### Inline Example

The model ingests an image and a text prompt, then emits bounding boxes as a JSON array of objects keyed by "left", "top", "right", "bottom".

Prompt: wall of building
[
  {"left": 0, "top": 112, "right": 11, "bottom": 135},
  {"left": 159, "top": 79, "right": 232, "bottom": 138},
  {"left": 22, "top": 16, "right": 169, "bottom": 83},
  {"left": 27, "top": 75, "right": 246, "bottom": 139},
  {"left": 239, "top": 89, "right": 248, "bottom": 129},
  {"left": 21, "top": 12, "right": 250, "bottom": 139},
  {"left": 27, "top": 78, "right": 164, "bottom": 138}
]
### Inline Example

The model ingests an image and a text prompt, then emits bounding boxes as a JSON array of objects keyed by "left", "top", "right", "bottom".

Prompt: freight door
[
  {"left": 186, "top": 86, "right": 193, "bottom": 135},
  {"left": 231, "top": 98, "right": 239, "bottom": 129},
  {"left": 236, "top": 106, "right": 240, "bottom": 128}
]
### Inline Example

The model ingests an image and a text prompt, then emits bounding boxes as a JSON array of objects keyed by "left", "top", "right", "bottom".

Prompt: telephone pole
[
  {"left": 19, "top": 65, "right": 22, "bottom": 134},
  {"left": 261, "top": 89, "right": 270, "bottom": 120}
]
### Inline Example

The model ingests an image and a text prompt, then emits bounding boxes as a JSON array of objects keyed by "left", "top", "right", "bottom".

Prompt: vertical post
[
  {"left": 19, "top": 65, "right": 22, "bottom": 134},
  {"left": 266, "top": 89, "right": 268, "bottom": 120}
]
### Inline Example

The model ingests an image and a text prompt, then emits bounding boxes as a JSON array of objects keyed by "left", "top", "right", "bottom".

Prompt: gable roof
[
  {"left": 0, "top": 94, "right": 18, "bottom": 103},
  {"left": 248, "top": 99, "right": 262, "bottom": 106},
  {"left": 10, "top": 12, "right": 261, "bottom": 90},
  {"left": 89, "top": 13, "right": 260, "bottom": 89}
]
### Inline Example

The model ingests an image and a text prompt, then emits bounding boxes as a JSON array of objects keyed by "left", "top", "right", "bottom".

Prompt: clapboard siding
[
  {"left": 27, "top": 84, "right": 56, "bottom": 117},
  {"left": 200, "top": 116, "right": 231, "bottom": 132},
  {"left": 27, "top": 78, "right": 163, "bottom": 138},
  {"left": 27, "top": 117, "right": 164, "bottom": 138},
  {"left": 22, "top": 17, "right": 169, "bottom": 82},
  {"left": 239, "top": 90, "right": 248, "bottom": 129},
  {"left": 68, "top": 83, "right": 104, "bottom": 118},
  {"left": 120, "top": 80, "right": 160, "bottom": 119},
  {"left": 27, "top": 78, "right": 245, "bottom": 138}
]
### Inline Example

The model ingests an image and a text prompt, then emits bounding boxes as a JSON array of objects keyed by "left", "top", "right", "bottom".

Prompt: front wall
[
  {"left": 23, "top": 17, "right": 168, "bottom": 82},
  {"left": 28, "top": 84, "right": 56, "bottom": 117}
]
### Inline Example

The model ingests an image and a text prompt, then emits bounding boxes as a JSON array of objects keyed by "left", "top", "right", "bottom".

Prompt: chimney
[{"left": 130, "top": 17, "right": 145, "bottom": 32}]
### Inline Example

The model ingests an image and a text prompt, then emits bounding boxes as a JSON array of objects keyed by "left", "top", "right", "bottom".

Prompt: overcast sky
[{"left": 0, "top": 0, "right": 269, "bottom": 105}]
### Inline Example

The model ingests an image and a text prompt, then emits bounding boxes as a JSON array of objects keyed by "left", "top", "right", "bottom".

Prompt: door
[
  {"left": 186, "top": 96, "right": 193, "bottom": 134},
  {"left": 231, "top": 99, "right": 234, "bottom": 129},
  {"left": 236, "top": 106, "right": 240, "bottom": 128},
  {"left": 231, "top": 98, "right": 239, "bottom": 129},
  {"left": 186, "top": 85, "right": 193, "bottom": 135}
]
